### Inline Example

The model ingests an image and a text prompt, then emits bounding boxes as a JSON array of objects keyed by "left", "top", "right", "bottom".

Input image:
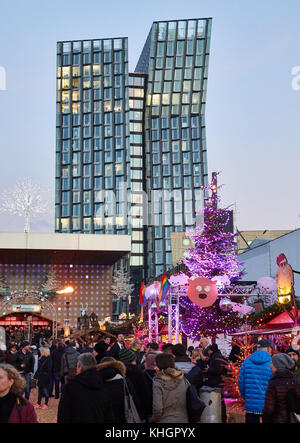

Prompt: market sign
[{"left": 12, "top": 304, "right": 41, "bottom": 313}]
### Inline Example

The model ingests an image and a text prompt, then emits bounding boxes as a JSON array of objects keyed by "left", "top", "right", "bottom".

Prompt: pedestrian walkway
[{"left": 30, "top": 388, "right": 59, "bottom": 423}]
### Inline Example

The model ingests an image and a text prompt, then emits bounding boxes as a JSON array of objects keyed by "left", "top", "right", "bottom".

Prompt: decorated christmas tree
[
  {"left": 180, "top": 174, "right": 245, "bottom": 338},
  {"left": 183, "top": 173, "right": 244, "bottom": 281}
]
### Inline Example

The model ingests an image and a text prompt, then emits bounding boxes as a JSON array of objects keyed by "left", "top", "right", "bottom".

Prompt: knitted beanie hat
[
  {"left": 272, "top": 353, "right": 295, "bottom": 370},
  {"left": 119, "top": 348, "right": 136, "bottom": 363},
  {"left": 286, "top": 346, "right": 300, "bottom": 357}
]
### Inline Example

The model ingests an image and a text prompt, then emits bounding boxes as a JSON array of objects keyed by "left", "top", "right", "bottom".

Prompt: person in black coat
[
  {"left": 203, "top": 344, "right": 228, "bottom": 423},
  {"left": 228, "top": 339, "right": 240, "bottom": 364},
  {"left": 93, "top": 336, "right": 111, "bottom": 364},
  {"left": 33, "top": 347, "right": 52, "bottom": 408},
  {"left": 57, "top": 353, "right": 114, "bottom": 423},
  {"left": 97, "top": 357, "right": 138, "bottom": 423},
  {"left": 49, "top": 341, "right": 65, "bottom": 398},
  {"left": 186, "top": 349, "right": 205, "bottom": 393},
  {"left": 106, "top": 334, "right": 125, "bottom": 360},
  {"left": 119, "top": 348, "right": 152, "bottom": 421}
]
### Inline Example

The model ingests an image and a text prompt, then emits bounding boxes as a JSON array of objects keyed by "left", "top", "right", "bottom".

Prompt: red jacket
[{"left": 8, "top": 397, "right": 38, "bottom": 423}]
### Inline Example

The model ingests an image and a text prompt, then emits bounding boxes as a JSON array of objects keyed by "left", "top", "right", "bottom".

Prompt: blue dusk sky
[{"left": 0, "top": 0, "right": 300, "bottom": 232}]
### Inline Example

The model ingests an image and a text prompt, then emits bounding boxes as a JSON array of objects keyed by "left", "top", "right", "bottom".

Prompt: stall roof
[{"left": 0, "top": 232, "right": 131, "bottom": 265}]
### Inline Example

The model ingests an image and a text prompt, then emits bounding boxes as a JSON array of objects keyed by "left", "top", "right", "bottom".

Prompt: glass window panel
[
  {"left": 167, "top": 22, "right": 176, "bottom": 40},
  {"left": 178, "top": 21, "right": 186, "bottom": 39},
  {"left": 158, "top": 22, "right": 167, "bottom": 40}
]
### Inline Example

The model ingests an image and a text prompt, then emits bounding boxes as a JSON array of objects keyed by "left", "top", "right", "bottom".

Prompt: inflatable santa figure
[{"left": 276, "top": 253, "right": 294, "bottom": 303}]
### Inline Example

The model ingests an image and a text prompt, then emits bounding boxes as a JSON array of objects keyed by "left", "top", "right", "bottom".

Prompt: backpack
[
  {"left": 286, "top": 389, "right": 300, "bottom": 423},
  {"left": 63, "top": 354, "right": 77, "bottom": 382},
  {"left": 184, "top": 378, "right": 206, "bottom": 423}
]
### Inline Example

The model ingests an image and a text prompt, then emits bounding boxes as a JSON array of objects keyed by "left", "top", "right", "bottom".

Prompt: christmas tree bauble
[{"left": 219, "top": 298, "right": 232, "bottom": 312}]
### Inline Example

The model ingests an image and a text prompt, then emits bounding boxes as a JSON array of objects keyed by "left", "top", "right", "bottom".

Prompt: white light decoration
[{"left": 0, "top": 178, "right": 51, "bottom": 232}]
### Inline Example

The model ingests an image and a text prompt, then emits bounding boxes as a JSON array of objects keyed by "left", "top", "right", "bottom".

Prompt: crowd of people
[{"left": 0, "top": 330, "right": 300, "bottom": 424}]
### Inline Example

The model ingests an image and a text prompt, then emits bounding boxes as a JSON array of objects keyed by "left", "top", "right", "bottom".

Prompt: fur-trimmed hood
[
  {"left": 154, "top": 367, "right": 185, "bottom": 391},
  {"left": 96, "top": 359, "right": 126, "bottom": 380}
]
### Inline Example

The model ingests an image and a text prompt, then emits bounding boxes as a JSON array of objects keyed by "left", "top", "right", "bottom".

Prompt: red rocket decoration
[{"left": 276, "top": 253, "right": 294, "bottom": 304}]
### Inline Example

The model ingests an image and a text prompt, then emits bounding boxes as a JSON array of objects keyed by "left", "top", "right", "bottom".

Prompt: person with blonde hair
[
  {"left": 33, "top": 347, "right": 52, "bottom": 409},
  {"left": 0, "top": 363, "right": 38, "bottom": 423}
]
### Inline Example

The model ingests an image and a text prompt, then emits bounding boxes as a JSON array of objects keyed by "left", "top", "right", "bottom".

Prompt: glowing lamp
[
  {"left": 57, "top": 286, "right": 74, "bottom": 294},
  {"left": 278, "top": 293, "right": 292, "bottom": 305}
]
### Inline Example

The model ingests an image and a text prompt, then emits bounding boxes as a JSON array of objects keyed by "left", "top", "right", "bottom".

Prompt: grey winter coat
[{"left": 152, "top": 368, "right": 189, "bottom": 423}]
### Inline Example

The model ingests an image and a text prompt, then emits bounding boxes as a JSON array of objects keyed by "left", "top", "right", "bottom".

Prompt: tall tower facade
[
  {"left": 55, "top": 18, "right": 212, "bottom": 283},
  {"left": 135, "top": 18, "right": 212, "bottom": 277}
]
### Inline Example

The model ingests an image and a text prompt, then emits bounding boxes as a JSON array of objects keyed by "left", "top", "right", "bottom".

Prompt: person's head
[
  {"left": 40, "top": 347, "right": 50, "bottom": 358},
  {"left": 155, "top": 353, "right": 175, "bottom": 371},
  {"left": 117, "top": 334, "right": 124, "bottom": 343},
  {"left": 69, "top": 340, "right": 76, "bottom": 348},
  {"left": 0, "top": 363, "right": 26, "bottom": 397},
  {"left": 172, "top": 343, "right": 187, "bottom": 358},
  {"left": 131, "top": 339, "right": 142, "bottom": 351},
  {"left": 199, "top": 338, "right": 209, "bottom": 349},
  {"left": 161, "top": 343, "right": 174, "bottom": 355},
  {"left": 191, "top": 349, "right": 202, "bottom": 364},
  {"left": 119, "top": 348, "right": 137, "bottom": 365},
  {"left": 270, "top": 353, "right": 295, "bottom": 374},
  {"left": 20, "top": 341, "right": 30, "bottom": 353},
  {"left": 286, "top": 346, "right": 300, "bottom": 363},
  {"left": 204, "top": 344, "right": 219, "bottom": 357},
  {"left": 147, "top": 342, "right": 159, "bottom": 352},
  {"left": 8, "top": 344, "right": 17, "bottom": 353},
  {"left": 103, "top": 336, "right": 111, "bottom": 345},
  {"left": 257, "top": 339, "right": 273, "bottom": 355},
  {"left": 145, "top": 352, "right": 158, "bottom": 370},
  {"left": 76, "top": 353, "right": 97, "bottom": 375}
]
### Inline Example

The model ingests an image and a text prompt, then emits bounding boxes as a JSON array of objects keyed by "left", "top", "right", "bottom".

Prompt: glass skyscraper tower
[{"left": 55, "top": 18, "right": 212, "bottom": 281}]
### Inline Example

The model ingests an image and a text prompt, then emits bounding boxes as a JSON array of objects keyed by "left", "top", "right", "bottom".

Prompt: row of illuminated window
[
  {"left": 58, "top": 175, "right": 129, "bottom": 191},
  {"left": 58, "top": 54, "right": 127, "bottom": 73},
  {"left": 59, "top": 150, "right": 126, "bottom": 165},
  {"left": 150, "top": 79, "right": 204, "bottom": 94},
  {"left": 57, "top": 63, "right": 124, "bottom": 80},
  {"left": 128, "top": 76, "right": 145, "bottom": 87},
  {"left": 147, "top": 91, "right": 202, "bottom": 106},
  {"left": 152, "top": 199, "right": 194, "bottom": 214},
  {"left": 154, "top": 39, "right": 206, "bottom": 58},
  {"left": 150, "top": 127, "right": 200, "bottom": 141},
  {"left": 57, "top": 188, "right": 144, "bottom": 207},
  {"left": 60, "top": 101, "right": 125, "bottom": 114},
  {"left": 58, "top": 135, "right": 128, "bottom": 154},
  {"left": 151, "top": 54, "right": 206, "bottom": 72},
  {"left": 150, "top": 115, "right": 201, "bottom": 129},
  {"left": 57, "top": 180, "right": 143, "bottom": 199},
  {"left": 149, "top": 55, "right": 208, "bottom": 72},
  {"left": 59, "top": 125, "right": 125, "bottom": 139},
  {"left": 57, "top": 217, "right": 141, "bottom": 231},
  {"left": 58, "top": 71, "right": 125, "bottom": 89},
  {"left": 60, "top": 89, "right": 124, "bottom": 104},
  {"left": 59, "top": 39, "right": 125, "bottom": 54},
  {"left": 150, "top": 66, "right": 206, "bottom": 83},
  {"left": 152, "top": 175, "right": 204, "bottom": 189},
  {"left": 149, "top": 139, "right": 203, "bottom": 154},
  {"left": 60, "top": 113, "right": 124, "bottom": 128},
  {"left": 152, "top": 150, "right": 202, "bottom": 165},
  {"left": 58, "top": 85, "right": 126, "bottom": 101},
  {"left": 128, "top": 88, "right": 144, "bottom": 98},
  {"left": 60, "top": 163, "right": 126, "bottom": 179},
  {"left": 154, "top": 19, "right": 209, "bottom": 42},
  {"left": 152, "top": 163, "right": 201, "bottom": 176}
]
